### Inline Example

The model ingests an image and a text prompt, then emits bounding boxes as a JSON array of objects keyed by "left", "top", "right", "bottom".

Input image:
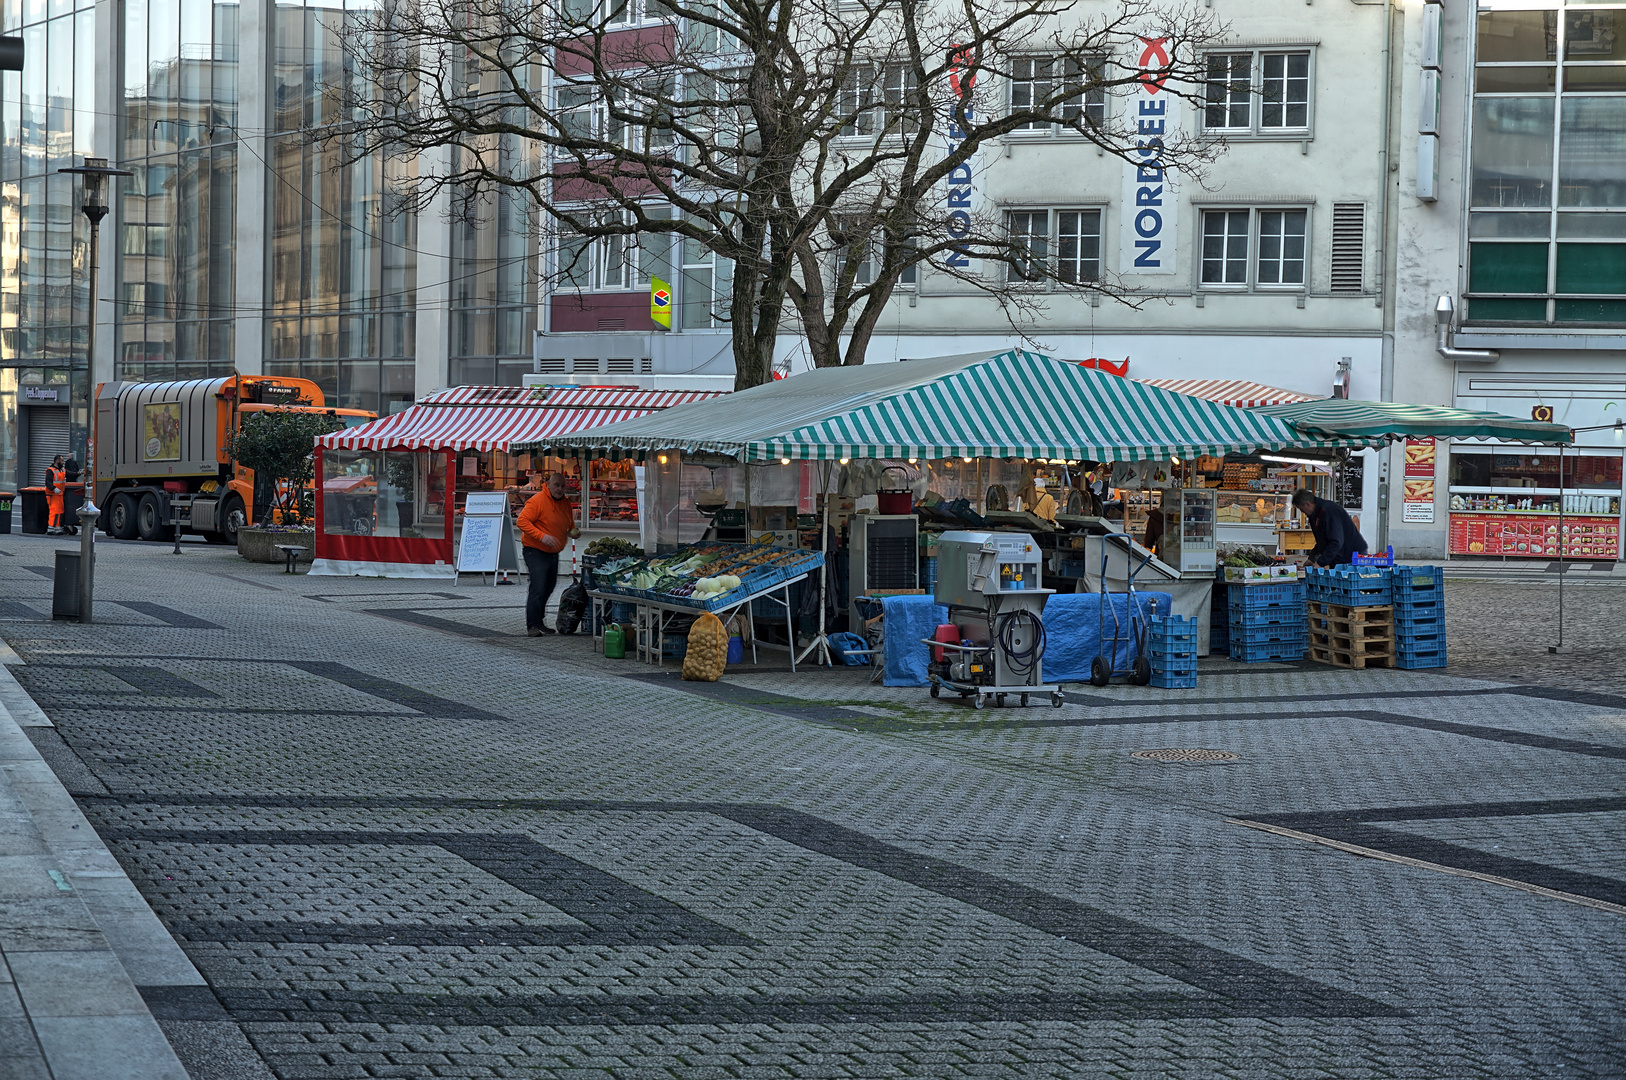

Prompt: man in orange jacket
[
  {"left": 516, "top": 471, "right": 580, "bottom": 636},
  {"left": 45, "top": 454, "right": 66, "bottom": 534}
]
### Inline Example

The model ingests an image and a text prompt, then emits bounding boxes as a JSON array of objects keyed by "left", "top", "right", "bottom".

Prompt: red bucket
[{"left": 932, "top": 624, "right": 958, "bottom": 663}]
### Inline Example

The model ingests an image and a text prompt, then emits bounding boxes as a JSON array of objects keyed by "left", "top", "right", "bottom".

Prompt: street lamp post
[{"left": 58, "top": 156, "right": 131, "bottom": 625}]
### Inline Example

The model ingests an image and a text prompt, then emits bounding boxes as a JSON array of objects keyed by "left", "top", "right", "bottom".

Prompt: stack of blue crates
[
  {"left": 1391, "top": 564, "right": 1445, "bottom": 668},
  {"left": 1209, "top": 581, "right": 1230, "bottom": 654},
  {"left": 1305, "top": 565, "right": 1393, "bottom": 607},
  {"left": 1148, "top": 614, "right": 1199, "bottom": 688},
  {"left": 1227, "top": 580, "right": 1307, "bottom": 662}
]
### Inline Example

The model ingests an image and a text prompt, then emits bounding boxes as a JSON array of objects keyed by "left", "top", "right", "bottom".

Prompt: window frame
[
  {"left": 836, "top": 63, "right": 923, "bottom": 140},
  {"left": 1005, "top": 54, "right": 1107, "bottom": 137},
  {"left": 1199, "top": 47, "right": 1316, "bottom": 138},
  {"left": 554, "top": 207, "right": 676, "bottom": 293},
  {"left": 1001, "top": 206, "right": 1104, "bottom": 287},
  {"left": 1196, "top": 205, "right": 1311, "bottom": 292}
]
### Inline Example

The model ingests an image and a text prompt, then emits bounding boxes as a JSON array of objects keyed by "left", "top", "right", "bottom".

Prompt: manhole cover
[{"left": 1130, "top": 748, "right": 1240, "bottom": 763}]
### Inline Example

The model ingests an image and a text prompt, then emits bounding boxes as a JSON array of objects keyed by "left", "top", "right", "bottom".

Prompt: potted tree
[{"left": 226, "top": 411, "right": 346, "bottom": 564}]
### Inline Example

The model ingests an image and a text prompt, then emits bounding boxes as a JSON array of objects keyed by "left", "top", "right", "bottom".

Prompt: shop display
[
  {"left": 1446, "top": 448, "right": 1623, "bottom": 561},
  {"left": 591, "top": 540, "right": 823, "bottom": 609},
  {"left": 1161, "top": 488, "right": 1217, "bottom": 573}
]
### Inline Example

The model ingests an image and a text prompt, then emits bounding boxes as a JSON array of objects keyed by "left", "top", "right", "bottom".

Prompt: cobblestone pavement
[{"left": 4, "top": 534, "right": 1625, "bottom": 1079}]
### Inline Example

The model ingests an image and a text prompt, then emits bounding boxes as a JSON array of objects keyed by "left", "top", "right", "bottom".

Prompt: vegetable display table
[{"left": 587, "top": 569, "right": 815, "bottom": 671}]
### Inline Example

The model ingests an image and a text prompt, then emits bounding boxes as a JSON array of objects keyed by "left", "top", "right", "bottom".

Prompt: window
[
  {"left": 556, "top": 208, "right": 673, "bottom": 292},
  {"left": 1004, "top": 209, "right": 1101, "bottom": 284},
  {"left": 1008, "top": 56, "right": 1105, "bottom": 132},
  {"left": 1200, "top": 208, "right": 1307, "bottom": 288},
  {"left": 1201, "top": 210, "right": 1249, "bottom": 285},
  {"left": 839, "top": 65, "right": 921, "bottom": 138},
  {"left": 1202, "top": 49, "right": 1312, "bottom": 134},
  {"left": 1467, "top": 4, "right": 1626, "bottom": 325},
  {"left": 833, "top": 220, "right": 920, "bottom": 289}
]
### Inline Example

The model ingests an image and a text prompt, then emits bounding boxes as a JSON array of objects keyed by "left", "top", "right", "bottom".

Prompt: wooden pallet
[
  {"left": 1308, "top": 601, "right": 1394, "bottom": 628},
  {"left": 1309, "top": 641, "right": 1396, "bottom": 669}
]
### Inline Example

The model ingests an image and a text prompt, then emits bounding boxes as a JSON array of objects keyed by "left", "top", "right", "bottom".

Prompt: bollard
[{"left": 77, "top": 501, "right": 98, "bottom": 625}]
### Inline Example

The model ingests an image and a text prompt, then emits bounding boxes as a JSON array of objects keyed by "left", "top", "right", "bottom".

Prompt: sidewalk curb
[{"left": 0, "top": 659, "right": 194, "bottom": 1080}]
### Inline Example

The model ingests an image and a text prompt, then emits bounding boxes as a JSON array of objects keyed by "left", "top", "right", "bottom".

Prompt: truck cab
[{"left": 92, "top": 376, "right": 376, "bottom": 544}]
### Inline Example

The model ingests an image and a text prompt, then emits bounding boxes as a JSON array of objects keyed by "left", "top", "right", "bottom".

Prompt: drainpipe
[{"left": 1435, "top": 295, "right": 1499, "bottom": 362}]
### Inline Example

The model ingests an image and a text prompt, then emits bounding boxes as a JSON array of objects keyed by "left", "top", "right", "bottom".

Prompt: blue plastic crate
[
  {"left": 1230, "top": 622, "right": 1308, "bottom": 644},
  {"left": 1395, "top": 630, "right": 1445, "bottom": 650},
  {"left": 778, "top": 550, "right": 826, "bottom": 578},
  {"left": 1150, "top": 670, "right": 1198, "bottom": 689},
  {"left": 1392, "top": 594, "right": 1442, "bottom": 613},
  {"left": 1352, "top": 545, "right": 1396, "bottom": 567},
  {"left": 1394, "top": 648, "right": 1446, "bottom": 669},
  {"left": 1227, "top": 581, "right": 1305, "bottom": 607},
  {"left": 1390, "top": 564, "right": 1442, "bottom": 590},
  {"left": 1394, "top": 613, "right": 1443, "bottom": 637},
  {"left": 920, "top": 556, "right": 938, "bottom": 590},
  {"left": 1229, "top": 606, "right": 1307, "bottom": 629},
  {"left": 1229, "top": 639, "right": 1306, "bottom": 662}
]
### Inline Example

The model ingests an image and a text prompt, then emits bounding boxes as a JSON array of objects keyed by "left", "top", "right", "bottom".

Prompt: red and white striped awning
[
  {"left": 418, "top": 385, "right": 546, "bottom": 406},
  {"left": 1134, "top": 379, "right": 1321, "bottom": 408},
  {"left": 317, "top": 387, "right": 727, "bottom": 452}
]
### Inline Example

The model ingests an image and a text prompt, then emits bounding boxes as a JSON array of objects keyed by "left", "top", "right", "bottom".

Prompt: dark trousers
[{"left": 523, "top": 547, "right": 560, "bottom": 630}]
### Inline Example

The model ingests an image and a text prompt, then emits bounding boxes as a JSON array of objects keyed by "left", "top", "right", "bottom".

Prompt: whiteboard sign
[
  {"left": 464, "top": 492, "right": 510, "bottom": 516},
  {"left": 457, "top": 492, "right": 521, "bottom": 581}
]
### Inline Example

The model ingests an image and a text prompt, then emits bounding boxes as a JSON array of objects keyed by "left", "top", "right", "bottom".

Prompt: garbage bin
[
  {"left": 52, "top": 549, "right": 80, "bottom": 620},
  {"left": 0, "top": 492, "right": 14, "bottom": 534},
  {"left": 64, "top": 482, "right": 84, "bottom": 522},
  {"left": 20, "top": 488, "right": 47, "bottom": 534}
]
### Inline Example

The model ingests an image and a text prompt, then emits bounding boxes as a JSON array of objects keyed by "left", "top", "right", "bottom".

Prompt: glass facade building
[{"left": 1467, "top": 2, "right": 1626, "bottom": 324}]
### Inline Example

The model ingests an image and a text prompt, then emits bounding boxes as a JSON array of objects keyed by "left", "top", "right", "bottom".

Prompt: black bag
[{"left": 555, "top": 577, "right": 589, "bottom": 635}]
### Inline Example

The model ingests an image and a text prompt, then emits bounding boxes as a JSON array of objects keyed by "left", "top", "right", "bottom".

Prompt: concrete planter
[{"left": 238, "top": 527, "right": 315, "bottom": 564}]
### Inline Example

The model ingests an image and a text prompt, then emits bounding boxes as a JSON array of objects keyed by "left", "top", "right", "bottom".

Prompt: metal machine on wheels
[{"left": 924, "top": 531, "right": 1064, "bottom": 710}]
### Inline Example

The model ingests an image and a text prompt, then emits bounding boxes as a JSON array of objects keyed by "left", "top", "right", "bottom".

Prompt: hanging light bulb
[
  {"left": 657, "top": 454, "right": 668, "bottom": 465},
  {"left": 839, "top": 457, "right": 850, "bottom": 465},
  {"left": 962, "top": 456, "right": 972, "bottom": 463},
  {"left": 907, "top": 457, "right": 917, "bottom": 465},
  {"left": 780, "top": 457, "right": 791, "bottom": 465}
]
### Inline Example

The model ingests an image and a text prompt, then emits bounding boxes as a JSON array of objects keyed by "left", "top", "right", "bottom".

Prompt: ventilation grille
[
  {"left": 536, "top": 358, "right": 567, "bottom": 373},
  {"left": 1330, "top": 203, "right": 1365, "bottom": 294},
  {"left": 639, "top": 357, "right": 653, "bottom": 374},
  {"left": 571, "top": 357, "right": 600, "bottom": 373},
  {"left": 597, "top": 318, "right": 626, "bottom": 331},
  {"left": 607, "top": 357, "right": 635, "bottom": 374}
]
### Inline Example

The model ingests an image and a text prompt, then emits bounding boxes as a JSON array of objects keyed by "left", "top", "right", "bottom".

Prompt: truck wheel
[
  {"left": 136, "top": 493, "right": 165, "bottom": 541},
  {"left": 108, "top": 493, "right": 138, "bottom": 540},
  {"left": 217, "top": 495, "right": 245, "bottom": 546}
]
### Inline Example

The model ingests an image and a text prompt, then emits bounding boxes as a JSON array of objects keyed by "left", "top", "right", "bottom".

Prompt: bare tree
[{"left": 336, "top": 0, "right": 1225, "bottom": 387}]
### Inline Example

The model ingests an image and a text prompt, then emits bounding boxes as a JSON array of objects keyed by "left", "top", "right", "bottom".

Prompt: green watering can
[{"left": 603, "top": 623, "right": 626, "bottom": 659}]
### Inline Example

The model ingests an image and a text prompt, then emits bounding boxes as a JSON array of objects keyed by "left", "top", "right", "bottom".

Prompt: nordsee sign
[
  {"left": 944, "top": 46, "right": 976, "bottom": 271},
  {"left": 1120, "top": 37, "right": 1178, "bottom": 277}
]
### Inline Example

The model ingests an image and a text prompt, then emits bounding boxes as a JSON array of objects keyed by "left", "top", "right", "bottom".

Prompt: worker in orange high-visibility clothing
[{"left": 45, "top": 454, "right": 66, "bottom": 535}]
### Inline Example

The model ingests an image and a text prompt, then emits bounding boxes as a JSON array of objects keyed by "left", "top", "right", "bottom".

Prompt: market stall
[
  {"left": 513, "top": 349, "right": 1364, "bottom": 672},
  {"left": 1253, "top": 399, "right": 1587, "bottom": 559},
  {"left": 309, "top": 384, "right": 726, "bottom": 577}
]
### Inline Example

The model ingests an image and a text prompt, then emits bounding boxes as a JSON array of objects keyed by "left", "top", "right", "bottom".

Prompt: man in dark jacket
[{"left": 1292, "top": 489, "right": 1368, "bottom": 566}]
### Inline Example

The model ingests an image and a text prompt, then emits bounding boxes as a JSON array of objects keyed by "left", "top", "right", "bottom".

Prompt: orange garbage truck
[{"left": 92, "top": 376, "right": 376, "bottom": 544}]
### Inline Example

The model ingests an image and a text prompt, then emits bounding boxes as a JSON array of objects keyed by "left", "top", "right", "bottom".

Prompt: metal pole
[
  {"left": 77, "top": 198, "right": 103, "bottom": 622},
  {"left": 1551, "top": 449, "right": 1567, "bottom": 654}
]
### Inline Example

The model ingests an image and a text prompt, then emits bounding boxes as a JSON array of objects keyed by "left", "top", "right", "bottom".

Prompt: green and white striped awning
[
  {"left": 1253, "top": 398, "right": 1573, "bottom": 445},
  {"left": 513, "top": 350, "right": 1366, "bottom": 463}
]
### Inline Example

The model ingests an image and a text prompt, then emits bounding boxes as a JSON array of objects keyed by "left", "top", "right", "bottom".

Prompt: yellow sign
[
  {"left": 650, "top": 276, "right": 672, "bottom": 329},
  {"left": 143, "top": 401, "right": 182, "bottom": 461}
]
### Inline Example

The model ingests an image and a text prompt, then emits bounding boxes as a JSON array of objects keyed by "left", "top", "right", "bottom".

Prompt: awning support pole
[{"left": 795, "top": 458, "right": 833, "bottom": 668}]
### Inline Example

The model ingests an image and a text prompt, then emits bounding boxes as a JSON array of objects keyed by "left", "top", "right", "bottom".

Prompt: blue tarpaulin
[
  {"left": 881, "top": 595, "right": 949, "bottom": 686},
  {"left": 881, "top": 591, "right": 1173, "bottom": 687},
  {"left": 1042, "top": 592, "right": 1172, "bottom": 683}
]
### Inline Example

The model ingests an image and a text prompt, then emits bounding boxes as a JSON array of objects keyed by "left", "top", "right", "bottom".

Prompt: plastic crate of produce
[
  {"left": 778, "top": 550, "right": 826, "bottom": 577},
  {"left": 740, "top": 565, "right": 787, "bottom": 593},
  {"left": 1150, "top": 670, "right": 1198, "bottom": 689},
  {"left": 1229, "top": 639, "right": 1306, "bottom": 662},
  {"left": 1227, "top": 581, "right": 1305, "bottom": 608},
  {"left": 1228, "top": 606, "right": 1307, "bottom": 629}
]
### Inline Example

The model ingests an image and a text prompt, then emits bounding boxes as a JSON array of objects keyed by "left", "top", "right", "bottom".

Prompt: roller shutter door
[{"left": 26, "top": 410, "right": 71, "bottom": 486}]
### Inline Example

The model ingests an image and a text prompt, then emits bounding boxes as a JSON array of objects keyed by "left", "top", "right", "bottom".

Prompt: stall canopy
[
  {"left": 317, "top": 387, "right": 727, "bottom": 453},
  {"left": 1135, "top": 379, "right": 1318, "bottom": 408},
  {"left": 1253, "top": 398, "right": 1573, "bottom": 445},
  {"left": 512, "top": 350, "right": 1367, "bottom": 463}
]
